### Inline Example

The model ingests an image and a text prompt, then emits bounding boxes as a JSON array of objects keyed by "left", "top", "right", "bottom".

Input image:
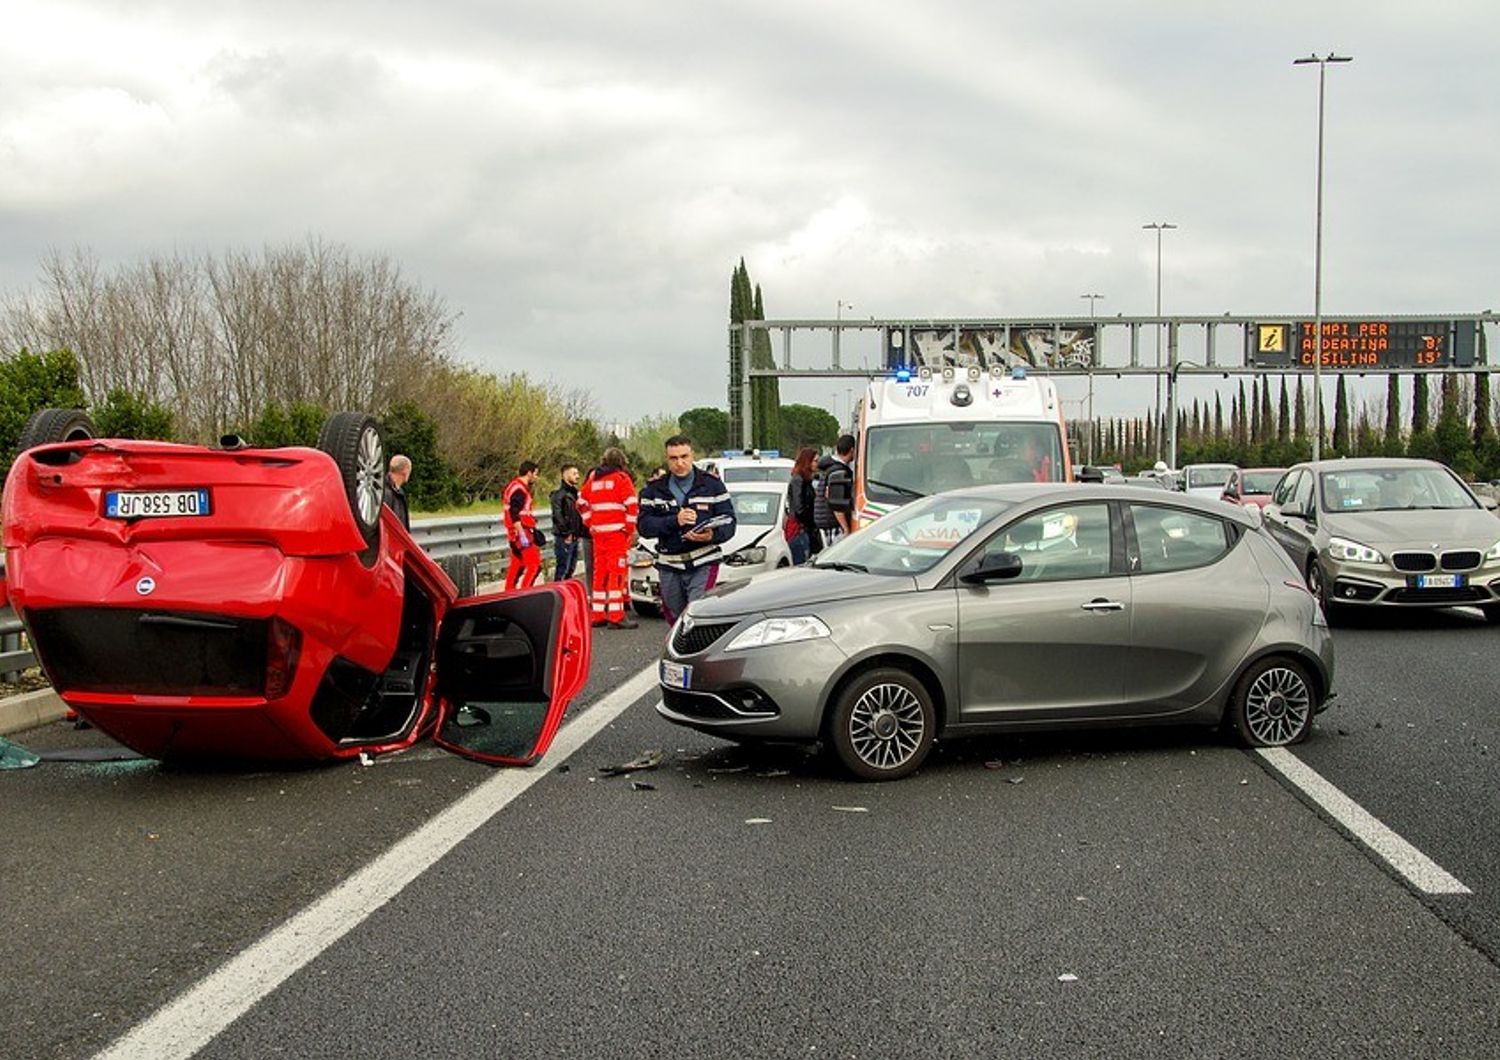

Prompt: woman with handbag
[{"left": 784, "top": 447, "right": 819, "bottom": 565}]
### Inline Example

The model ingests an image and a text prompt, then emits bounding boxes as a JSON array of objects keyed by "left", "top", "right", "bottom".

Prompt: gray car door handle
[{"left": 1080, "top": 599, "right": 1124, "bottom": 612}]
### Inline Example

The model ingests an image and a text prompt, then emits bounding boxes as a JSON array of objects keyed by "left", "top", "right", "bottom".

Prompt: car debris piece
[
  {"left": 744, "top": 818, "right": 772, "bottom": 825},
  {"left": 598, "top": 749, "right": 664, "bottom": 777},
  {"left": 0, "top": 736, "right": 40, "bottom": 770},
  {"left": 706, "top": 764, "right": 749, "bottom": 774},
  {"left": 631, "top": 781, "right": 656, "bottom": 791},
  {"left": 831, "top": 806, "right": 868, "bottom": 813}
]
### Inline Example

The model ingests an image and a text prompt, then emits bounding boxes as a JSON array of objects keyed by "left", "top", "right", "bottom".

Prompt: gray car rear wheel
[
  {"left": 1229, "top": 656, "right": 1314, "bottom": 747},
  {"left": 828, "top": 666, "right": 935, "bottom": 781}
]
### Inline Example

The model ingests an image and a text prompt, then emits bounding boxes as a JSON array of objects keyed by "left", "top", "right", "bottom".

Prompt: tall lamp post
[
  {"left": 1080, "top": 293, "right": 1104, "bottom": 463},
  {"left": 1294, "top": 52, "right": 1353, "bottom": 462},
  {"left": 1142, "top": 222, "right": 1177, "bottom": 464}
]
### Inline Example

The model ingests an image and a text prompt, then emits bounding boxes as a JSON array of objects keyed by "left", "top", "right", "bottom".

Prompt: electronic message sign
[
  {"left": 1251, "top": 320, "right": 1476, "bottom": 369},
  {"left": 887, "top": 325, "right": 1097, "bottom": 370}
]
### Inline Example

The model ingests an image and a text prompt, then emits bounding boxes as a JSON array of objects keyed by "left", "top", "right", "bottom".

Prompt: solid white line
[
  {"left": 93, "top": 662, "right": 663, "bottom": 1060},
  {"left": 1256, "top": 747, "right": 1472, "bottom": 896}
]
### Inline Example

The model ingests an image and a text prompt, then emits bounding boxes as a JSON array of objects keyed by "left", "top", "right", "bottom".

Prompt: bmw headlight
[
  {"left": 1327, "top": 536, "right": 1384, "bottom": 565},
  {"left": 1485, "top": 539, "right": 1500, "bottom": 563},
  {"left": 724, "top": 615, "right": 831, "bottom": 651},
  {"left": 726, "top": 546, "right": 768, "bottom": 566},
  {"left": 629, "top": 547, "right": 654, "bottom": 568}
]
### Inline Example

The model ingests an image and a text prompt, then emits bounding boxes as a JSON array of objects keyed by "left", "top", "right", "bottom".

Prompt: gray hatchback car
[{"left": 657, "top": 484, "right": 1335, "bottom": 780}]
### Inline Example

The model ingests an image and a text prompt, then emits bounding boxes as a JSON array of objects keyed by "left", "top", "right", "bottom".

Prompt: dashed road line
[
  {"left": 1257, "top": 747, "right": 1472, "bottom": 896},
  {"left": 92, "top": 661, "right": 662, "bottom": 1060}
]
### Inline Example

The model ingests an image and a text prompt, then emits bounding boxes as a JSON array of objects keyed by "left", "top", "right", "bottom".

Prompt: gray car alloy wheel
[
  {"left": 1232, "top": 658, "right": 1314, "bottom": 747},
  {"left": 829, "top": 667, "right": 936, "bottom": 781}
]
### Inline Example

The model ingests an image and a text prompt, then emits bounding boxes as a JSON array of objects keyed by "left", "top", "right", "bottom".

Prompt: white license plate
[
  {"left": 659, "top": 660, "right": 692, "bottom": 690},
  {"left": 1416, "top": 573, "right": 1461, "bottom": 589},
  {"left": 106, "top": 489, "right": 211, "bottom": 519}
]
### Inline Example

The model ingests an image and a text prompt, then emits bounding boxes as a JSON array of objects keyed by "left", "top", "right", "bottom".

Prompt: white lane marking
[
  {"left": 1256, "top": 747, "right": 1472, "bottom": 896},
  {"left": 93, "top": 662, "right": 662, "bottom": 1060}
]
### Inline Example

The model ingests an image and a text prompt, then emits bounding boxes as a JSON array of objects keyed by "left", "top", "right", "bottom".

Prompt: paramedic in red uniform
[
  {"left": 577, "top": 447, "right": 639, "bottom": 628},
  {"left": 502, "top": 460, "right": 542, "bottom": 590}
]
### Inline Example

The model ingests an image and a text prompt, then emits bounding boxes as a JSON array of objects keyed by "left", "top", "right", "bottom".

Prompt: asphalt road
[{"left": 3, "top": 607, "right": 1499, "bottom": 1059}]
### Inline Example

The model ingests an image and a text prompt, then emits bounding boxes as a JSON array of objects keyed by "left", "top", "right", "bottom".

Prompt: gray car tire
[
  {"left": 1228, "top": 656, "right": 1315, "bottom": 747},
  {"left": 827, "top": 666, "right": 936, "bottom": 781},
  {"left": 1305, "top": 560, "right": 1340, "bottom": 622}
]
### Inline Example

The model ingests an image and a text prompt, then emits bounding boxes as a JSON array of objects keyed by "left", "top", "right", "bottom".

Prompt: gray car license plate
[
  {"left": 659, "top": 660, "right": 691, "bottom": 689},
  {"left": 1414, "top": 573, "right": 1463, "bottom": 589}
]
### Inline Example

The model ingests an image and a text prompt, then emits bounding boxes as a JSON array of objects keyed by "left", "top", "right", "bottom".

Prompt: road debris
[
  {"left": 707, "top": 764, "right": 749, "bottom": 774},
  {"left": 630, "top": 781, "right": 656, "bottom": 791},
  {"left": 1057, "top": 973, "right": 1079, "bottom": 983},
  {"left": 0, "top": 737, "right": 40, "bottom": 770},
  {"left": 744, "top": 818, "right": 772, "bottom": 825},
  {"left": 598, "top": 749, "right": 663, "bottom": 777},
  {"left": 831, "top": 806, "right": 868, "bottom": 813}
]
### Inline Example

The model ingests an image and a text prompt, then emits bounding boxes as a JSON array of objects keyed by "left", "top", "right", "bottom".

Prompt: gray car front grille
[
  {"left": 1392, "top": 552, "right": 1436, "bottom": 573},
  {"left": 1441, "top": 550, "right": 1482, "bottom": 571},
  {"left": 672, "top": 621, "right": 736, "bottom": 656}
]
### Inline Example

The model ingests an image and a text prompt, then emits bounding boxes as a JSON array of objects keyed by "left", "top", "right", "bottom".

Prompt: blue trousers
[
  {"left": 554, "top": 538, "right": 580, "bottom": 581},
  {"left": 660, "top": 564, "right": 717, "bottom": 624}
]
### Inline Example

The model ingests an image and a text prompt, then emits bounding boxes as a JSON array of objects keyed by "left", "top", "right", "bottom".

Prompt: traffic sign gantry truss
[{"left": 727, "top": 313, "right": 1498, "bottom": 449}]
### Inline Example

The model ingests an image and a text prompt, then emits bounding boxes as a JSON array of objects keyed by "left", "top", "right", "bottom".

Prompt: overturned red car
[{"left": 1, "top": 408, "right": 590, "bottom": 765}]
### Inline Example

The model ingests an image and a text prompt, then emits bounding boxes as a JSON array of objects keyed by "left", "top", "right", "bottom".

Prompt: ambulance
[{"left": 852, "top": 363, "right": 1072, "bottom": 529}]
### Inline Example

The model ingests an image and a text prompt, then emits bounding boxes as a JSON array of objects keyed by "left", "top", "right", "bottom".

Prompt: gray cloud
[{"left": 1, "top": 0, "right": 1496, "bottom": 426}]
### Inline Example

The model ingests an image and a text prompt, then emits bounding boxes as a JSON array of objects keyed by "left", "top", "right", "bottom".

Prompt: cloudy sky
[{"left": 3, "top": 0, "right": 1496, "bottom": 431}]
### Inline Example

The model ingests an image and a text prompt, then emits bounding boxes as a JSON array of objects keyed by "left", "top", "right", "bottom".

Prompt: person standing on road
[
  {"left": 813, "top": 434, "right": 856, "bottom": 543},
  {"left": 638, "top": 435, "right": 736, "bottom": 625},
  {"left": 383, "top": 454, "right": 412, "bottom": 530},
  {"left": 577, "top": 448, "right": 639, "bottom": 628},
  {"left": 785, "top": 447, "right": 818, "bottom": 565},
  {"left": 502, "top": 460, "right": 543, "bottom": 590},
  {"left": 549, "top": 463, "right": 584, "bottom": 581}
]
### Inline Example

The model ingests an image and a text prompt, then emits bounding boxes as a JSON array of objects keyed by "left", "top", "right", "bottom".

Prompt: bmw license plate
[
  {"left": 106, "top": 489, "right": 211, "bottom": 519},
  {"left": 1415, "top": 573, "right": 1462, "bottom": 589},
  {"left": 659, "top": 660, "right": 692, "bottom": 690}
]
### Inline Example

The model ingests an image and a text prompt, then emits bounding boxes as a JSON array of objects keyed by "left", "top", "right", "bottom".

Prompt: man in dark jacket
[
  {"left": 637, "top": 435, "right": 736, "bottom": 623},
  {"left": 812, "top": 434, "right": 856, "bottom": 539},
  {"left": 549, "top": 463, "right": 584, "bottom": 581},
  {"left": 383, "top": 454, "right": 411, "bottom": 530}
]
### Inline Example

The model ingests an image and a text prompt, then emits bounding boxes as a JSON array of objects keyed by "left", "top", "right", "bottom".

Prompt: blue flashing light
[
  {"left": 1011, "top": 365, "right": 1028, "bottom": 380},
  {"left": 894, "top": 367, "right": 912, "bottom": 382}
]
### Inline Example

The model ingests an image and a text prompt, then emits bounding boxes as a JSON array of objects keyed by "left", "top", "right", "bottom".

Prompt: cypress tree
[
  {"left": 1259, "top": 377, "right": 1274, "bottom": 446},
  {"left": 1383, "top": 375, "right": 1404, "bottom": 456},
  {"left": 1332, "top": 375, "right": 1351, "bottom": 455},
  {"left": 1473, "top": 372, "right": 1491, "bottom": 451},
  {"left": 1277, "top": 378, "right": 1291, "bottom": 443},
  {"left": 1413, "top": 374, "right": 1430, "bottom": 433},
  {"left": 1236, "top": 381, "right": 1248, "bottom": 448},
  {"left": 1294, "top": 375, "right": 1308, "bottom": 441},
  {"left": 749, "top": 280, "right": 782, "bottom": 450}
]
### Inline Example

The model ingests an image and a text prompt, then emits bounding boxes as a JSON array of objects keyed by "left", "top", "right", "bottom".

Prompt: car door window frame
[
  {"left": 1123, "top": 502, "right": 1238, "bottom": 576},
  {"left": 1271, "top": 469, "right": 1300, "bottom": 509},
  {"left": 951, "top": 500, "right": 1123, "bottom": 584}
]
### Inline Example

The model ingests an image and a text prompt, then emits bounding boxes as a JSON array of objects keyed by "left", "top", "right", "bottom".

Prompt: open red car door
[{"left": 431, "top": 580, "right": 591, "bottom": 765}]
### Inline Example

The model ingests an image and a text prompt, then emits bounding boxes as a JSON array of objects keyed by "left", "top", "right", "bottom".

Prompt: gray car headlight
[
  {"left": 724, "top": 615, "right": 831, "bottom": 651},
  {"left": 1327, "top": 535, "right": 1384, "bottom": 565},
  {"left": 726, "top": 546, "right": 768, "bottom": 566},
  {"left": 1486, "top": 539, "right": 1500, "bottom": 563}
]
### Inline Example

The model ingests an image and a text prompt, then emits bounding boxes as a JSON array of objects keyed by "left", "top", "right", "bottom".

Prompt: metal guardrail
[{"left": 0, "top": 509, "right": 552, "bottom": 682}]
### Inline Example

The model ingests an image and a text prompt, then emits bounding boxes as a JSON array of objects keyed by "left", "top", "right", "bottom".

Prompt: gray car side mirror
[{"left": 961, "top": 551, "right": 1024, "bottom": 584}]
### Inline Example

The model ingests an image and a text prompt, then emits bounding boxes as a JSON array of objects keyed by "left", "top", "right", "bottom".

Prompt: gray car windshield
[
  {"left": 813, "top": 494, "right": 1014, "bottom": 575},
  {"left": 1320, "top": 466, "right": 1477, "bottom": 513},
  {"left": 730, "top": 490, "right": 779, "bottom": 526}
]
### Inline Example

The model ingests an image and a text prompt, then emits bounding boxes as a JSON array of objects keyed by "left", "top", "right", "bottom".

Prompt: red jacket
[
  {"left": 577, "top": 467, "right": 638, "bottom": 537},
  {"left": 502, "top": 476, "right": 538, "bottom": 541}
]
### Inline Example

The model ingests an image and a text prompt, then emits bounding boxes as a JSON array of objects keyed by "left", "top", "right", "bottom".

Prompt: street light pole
[
  {"left": 1294, "top": 52, "right": 1352, "bottom": 462},
  {"left": 1142, "top": 222, "right": 1177, "bottom": 464},
  {"left": 1080, "top": 293, "right": 1104, "bottom": 463}
]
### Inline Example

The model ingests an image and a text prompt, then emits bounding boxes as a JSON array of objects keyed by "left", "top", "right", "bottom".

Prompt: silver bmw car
[
  {"left": 1262, "top": 457, "right": 1500, "bottom": 620},
  {"left": 657, "top": 484, "right": 1335, "bottom": 780}
]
